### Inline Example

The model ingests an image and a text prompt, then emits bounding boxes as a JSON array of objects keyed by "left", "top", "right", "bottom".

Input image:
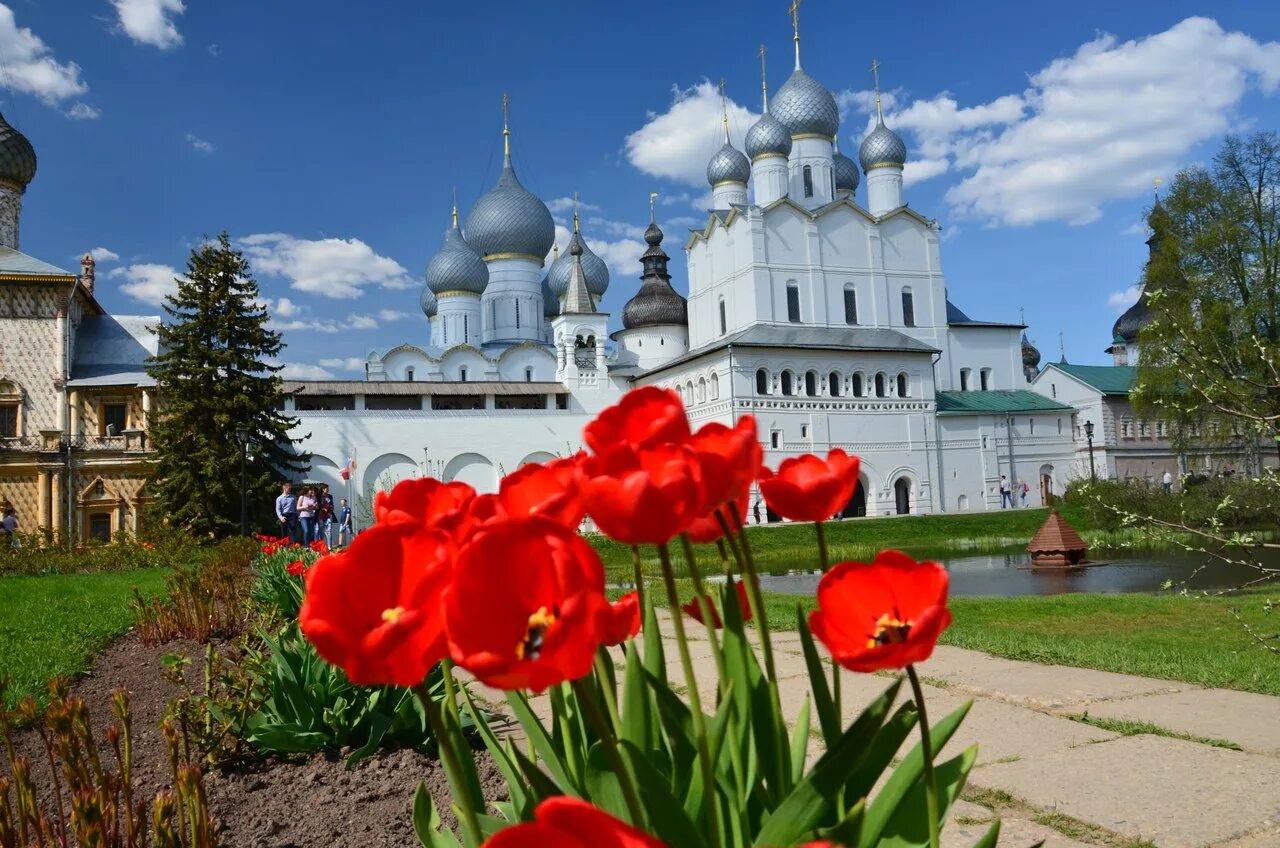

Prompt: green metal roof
[
  {"left": 936, "top": 390, "right": 1075, "bottom": 415},
  {"left": 0, "top": 246, "right": 73, "bottom": 278},
  {"left": 1054, "top": 363, "right": 1135, "bottom": 396}
]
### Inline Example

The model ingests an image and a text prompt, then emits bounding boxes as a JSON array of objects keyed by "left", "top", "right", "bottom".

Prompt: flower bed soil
[{"left": 3, "top": 633, "right": 507, "bottom": 847}]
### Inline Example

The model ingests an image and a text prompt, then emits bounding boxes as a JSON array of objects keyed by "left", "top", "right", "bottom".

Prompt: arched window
[
  {"left": 459, "top": 366, "right": 467, "bottom": 382},
  {"left": 960, "top": 368, "right": 971, "bottom": 391},
  {"left": 843, "top": 285, "right": 858, "bottom": 325},
  {"left": 756, "top": 368, "right": 769, "bottom": 395},
  {"left": 697, "top": 377, "right": 707, "bottom": 403},
  {"left": 802, "top": 165, "right": 814, "bottom": 197},
  {"left": 406, "top": 366, "right": 415, "bottom": 382},
  {"left": 786, "top": 283, "right": 801, "bottom": 323},
  {"left": 980, "top": 368, "right": 992, "bottom": 391},
  {"left": 781, "top": 370, "right": 794, "bottom": 396},
  {"left": 686, "top": 381, "right": 695, "bottom": 404},
  {"left": 853, "top": 373, "right": 864, "bottom": 397},
  {"left": 829, "top": 371, "right": 841, "bottom": 397},
  {"left": 896, "top": 372, "right": 909, "bottom": 397},
  {"left": 718, "top": 298, "right": 727, "bottom": 336},
  {"left": 525, "top": 366, "right": 534, "bottom": 382},
  {"left": 875, "top": 372, "right": 887, "bottom": 398},
  {"left": 710, "top": 373, "right": 720, "bottom": 400},
  {"left": 901, "top": 288, "right": 915, "bottom": 327},
  {"left": 805, "top": 370, "right": 817, "bottom": 397}
]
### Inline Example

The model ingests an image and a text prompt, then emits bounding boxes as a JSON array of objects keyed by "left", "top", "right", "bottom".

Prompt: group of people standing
[{"left": 274, "top": 482, "right": 354, "bottom": 547}]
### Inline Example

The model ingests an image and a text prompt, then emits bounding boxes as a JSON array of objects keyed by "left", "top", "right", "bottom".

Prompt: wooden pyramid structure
[{"left": 1026, "top": 510, "right": 1089, "bottom": 566}]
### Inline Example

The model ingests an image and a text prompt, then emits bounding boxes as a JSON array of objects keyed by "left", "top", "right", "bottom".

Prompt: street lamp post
[
  {"left": 236, "top": 428, "right": 250, "bottom": 536},
  {"left": 1084, "top": 420, "right": 1096, "bottom": 482}
]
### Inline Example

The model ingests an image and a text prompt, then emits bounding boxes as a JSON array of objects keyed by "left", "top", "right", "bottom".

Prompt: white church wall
[
  {"left": 495, "top": 344, "right": 557, "bottom": 381},
  {"left": 437, "top": 347, "right": 492, "bottom": 382},
  {"left": 943, "top": 326, "right": 1024, "bottom": 391},
  {"left": 936, "top": 412, "right": 1078, "bottom": 510},
  {"left": 381, "top": 347, "right": 434, "bottom": 381}
]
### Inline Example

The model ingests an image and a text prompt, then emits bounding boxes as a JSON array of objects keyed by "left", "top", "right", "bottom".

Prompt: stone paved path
[{"left": 466, "top": 612, "right": 1280, "bottom": 848}]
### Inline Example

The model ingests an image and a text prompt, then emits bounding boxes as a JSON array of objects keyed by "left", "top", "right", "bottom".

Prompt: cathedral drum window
[{"left": 802, "top": 165, "right": 814, "bottom": 198}]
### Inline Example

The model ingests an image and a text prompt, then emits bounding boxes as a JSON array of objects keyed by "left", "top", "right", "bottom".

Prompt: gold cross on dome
[{"left": 789, "top": 0, "right": 801, "bottom": 34}]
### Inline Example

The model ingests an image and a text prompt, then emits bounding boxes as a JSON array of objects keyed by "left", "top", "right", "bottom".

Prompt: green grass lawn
[
  {"left": 0, "top": 568, "right": 167, "bottom": 709},
  {"left": 591, "top": 506, "right": 1093, "bottom": 582},
  {"left": 752, "top": 586, "right": 1280, "bottom": 696}
]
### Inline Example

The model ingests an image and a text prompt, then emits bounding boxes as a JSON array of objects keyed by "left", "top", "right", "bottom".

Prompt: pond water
[{"left": 754, "top": 548, "right": 1277, "bottom": 599}]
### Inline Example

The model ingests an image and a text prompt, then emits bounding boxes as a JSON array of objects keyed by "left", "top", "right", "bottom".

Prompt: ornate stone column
[
  {"left": 36, "top": 469, "right": 50, "bottom": 541},
  {"left": 50, "top": 470, "right": 63, "bottom": 543}
]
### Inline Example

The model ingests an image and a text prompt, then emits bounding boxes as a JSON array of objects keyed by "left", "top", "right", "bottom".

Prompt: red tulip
[
  {"left": 299, "top": 523, "right": 453, "bottom": 687},
  {"left": 498, "top": 455, "right": 586, "bottom": 528},
  {"left": 483, "top": 797, "right": 665, "bottom": 848},
  {"left": 757, "top": 449, "right": 861, "bottom": 522},
  {"left": 681, "top": 579, "right": 752, "bottom": 628},
  {"left": 602, "top": 591, "right": 641, "bottom": 646},
  {"left": 582, "top": 443, "right": 704, "bottom": 546},
  {"left": 286, "top": 559, "right": 306, "bottom": 576},
  {"left": 583, "top": 386, "right": 690, "bottom": 455},
  {"left": 445, "top": 517, "right": 610, "bottom": 692},
  {"left": 374, "top": 477, "right": 475, "bottom": 532},
  {"left": 809, "top": 550, "right": 952, "bottom": 673},
  {"left": 309, "top": 539, "right": 329, "bottom": 555},
  {"left": 689, "top": 416, "right": 761, "bottom": 511},
  {"left": 684, "top": 490, "right": 748, "bottom": 544}
]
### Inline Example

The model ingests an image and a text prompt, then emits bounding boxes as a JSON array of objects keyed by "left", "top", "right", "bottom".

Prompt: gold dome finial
[
  {"left": 719, "top": 78, "right": 731, "bottom": 143},
  {"left": 573, "top": 191, "right": 581, "bottom": 233},
  {"left": 789, "top": 0, "right": 802, "bottom": 68},
  {"left": 451, "top": 186, "right": 458, "bottom": 228},
  {"left": 1153, "top": 176, "right": 1163, "bottom": 201},
  {"left": 649, "top": 191, "right": 659, "bottom": 222}
]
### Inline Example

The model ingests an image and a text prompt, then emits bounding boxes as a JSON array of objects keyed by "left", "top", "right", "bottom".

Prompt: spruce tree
[{"left": 147, "top": 233, "right": 308, "bottom": 536}]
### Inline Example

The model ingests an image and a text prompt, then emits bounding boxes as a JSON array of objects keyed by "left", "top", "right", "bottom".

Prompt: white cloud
[
  {"left": 111, "top": 0, "right": 185, "bottom": 50},
  {"left": 547, "top": 197, "right": 602, "bottom": 215},
  {"left": 586, "top": 216, "right": 646, "bottom": 240},
  {"left": 185, "top": 133, "right": 213, "bottom": 153},
  {"left": 88, "top": 246, "right": 119, "bottom": 263},
  {"left": 319, "top": 357, "right": 367, "bottom": 372},
  {"left": 271, "top": 296, "right": 302, "bottom": 318},
  {"left": 67, "top": 102, "right": 100, "bottom": 120},
  {"left": 240, "top": 233, "right": 413, "bottom": 298},
  {"left": 1120, "top": 221, "right": 1148, "bottom": 237},
  {"left": 270, "top": 318, "right": 340, "bottom": 334},
  {"left": 349, "top": 314, "right": 378, "bottom": 330},
  {"left": 206, "top": 43, "right": 220, "bottom": 57},
  {"left": 376, "top": 309, "right": 409, "bottom": 322},
  {"left": 0, "top": 4, "right": 89, "bottom": 105},
  {"left": 109, "top": 263, "right": 182, "bottom": 304},
  {"left": 279, "top": 362, "right": 335, "bottom": 380},
  {"left": 840, "top": 18, "right": 1280, "bottom": 227},
  {"left": 1108, "top": 285, "right": 1142, "bottom": 312},
  {"left": 624, "top": 80, "right": 759, "bottom": 188}
]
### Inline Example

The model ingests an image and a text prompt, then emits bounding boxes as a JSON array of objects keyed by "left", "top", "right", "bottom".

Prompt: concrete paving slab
[
  {"left": 972, "top": 734, "right": 1280, "bottom": 848},
  {"left": 1085, "top": 688, "right": 1280, "bottom": 754},
  {"left": 944, "top": 815, "right": 1093, "bottom": 848},
  {"left": 918, "top": 647, "right": 1190, "bottom": 709},
  {"left": 950, "top": 696, "right": 1117, "bottom": 767}
]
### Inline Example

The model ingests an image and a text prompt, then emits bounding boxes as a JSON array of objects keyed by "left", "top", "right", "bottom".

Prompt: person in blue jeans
[
  {"left": 999, "top": 475, "right": 1013, "bottom": 508},
  {"left": 337, "top": 498, "right": 355, "bottom": 547},
  {"left": 274, "top": 482, "right": 298, "bottom": 541},
  {"left": 297, "top": 487, "right": 318, "bottom": 544},
  {"left": 317, "top": 485, "right": 336, "bottom": 547}
]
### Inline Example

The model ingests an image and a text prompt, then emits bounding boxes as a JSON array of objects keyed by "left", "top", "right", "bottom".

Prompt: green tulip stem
[
  {"left": 657, "top": 542, "right": 723, "bottom": 848},
  {"left": 714, "top": 538, "right": 732, "bottom": 576},
  {"left": 593, "top": 650, "right": 622, "bottom": 733},
  {"left": 713, "top": 509, "right": 744, "bottom": 578},
  {"left": 906, "top": 665, "right": 941, "bottom": 848},
  {"left": 813, "top": 520, "right": 841, "bottom": 720},
  {"left": 629, "top": 545, "right": 646, "bottom": 609},
  {"left": 414, "top": 681, "right": 482, "bottom": 847},
  {"left": 679, "top": 533, "right": 729, "bottom": 693},
  {"left": 571, "top": 676, "right": 646, "bottom": 828},
  {"left": 440, "top": 659, "right": 462, "bottom": 725},
  {"left": 726, "top": 500, "right": 777, "bottom": 685}
]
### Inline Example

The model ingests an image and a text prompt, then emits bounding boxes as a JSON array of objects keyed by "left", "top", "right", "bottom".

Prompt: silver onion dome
[
  {"left": 547, "top": 230, "right": 609, "bottom": 298},
  {"left": 0, "top": 113, "right": 36, "bottom": 189},
  {"left": 541, "top": 274, "right": 559, "bottom": 317},
  {"left": 772, "top": 68, "right": 839, "bottom": 139},
  {"left": 859, "top": 121, "right": 907, "bottom": 171},
  {"left": 463, "top": 159, "right": 555, "bottom": 260},
  {"left": 425, "top": 219, "right": 489, "bottom": 295},
  {"left": 745, "top": 111, "right": 792, "bottom": 160},
  {"left": 706, "top": 142, "right": 751, "bottom": 186},
  {"left": 420, "top": 286, "right": 437, "bottom": 318},
  {"left": 833, "top": 146, "right": 859, "bottom": 193}
]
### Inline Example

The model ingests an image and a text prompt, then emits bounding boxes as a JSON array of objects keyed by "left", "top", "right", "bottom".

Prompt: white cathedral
[{"left": 284, "top": 25, "right": 1085, "bottom": 518}]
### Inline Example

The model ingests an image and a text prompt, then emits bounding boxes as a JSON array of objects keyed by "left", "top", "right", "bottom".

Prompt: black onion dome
[
  {"left": 0, "top": 113, "right": 37, "bottom": 188},
  {"left": 1021, "top": 332, "right": 1041, "bottom": 369},
  {"left": 1112, "top": 292, "right": 1152, "bottom": 343},
  {"left": 622, "top": 221, "right": 687, "bottom": 329}
]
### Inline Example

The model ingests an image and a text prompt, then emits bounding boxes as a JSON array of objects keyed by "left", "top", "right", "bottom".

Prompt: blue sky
[{"left": 6, "top": 1, "right": 1280, "bottom": 377}]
